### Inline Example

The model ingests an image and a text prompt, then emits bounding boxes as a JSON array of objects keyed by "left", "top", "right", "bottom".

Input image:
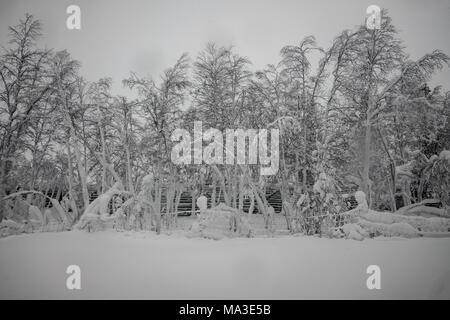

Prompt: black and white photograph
[{"left": 0, "top": 0, "right": 450, "bottom": 302}]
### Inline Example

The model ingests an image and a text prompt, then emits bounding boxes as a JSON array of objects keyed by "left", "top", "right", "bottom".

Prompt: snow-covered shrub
[
  {"left": 339, "top": 191, "right": 450, "bottom": 239},
  {"left": 0, "top": 191, "right": 74, "bottom": 237},
  {"left": 130, "top": 173, "right": 164, "bottom": 233},
  {"left": 358, "top": 220, "right": 419, "bottom": 238},
  {"left": 296, "top": 170, "right": 343, "bottom": 237},
  {"left": 0, "top": 219, "right": 28, "bottom": 237},
  {"left": 28, "top": 205, "right": 44, "bottom": 230},
  {"left": 428, "top": 150, "right": 450, "bottom": 209},
  {"left": 341, "top": 223, "right": 368, "bottom": 241},
  {"left": 75, "top": 182, "right": 128, "bottom": 231},
  {"left": 190, "top": 203, "right": 253, "bottom": 239}
]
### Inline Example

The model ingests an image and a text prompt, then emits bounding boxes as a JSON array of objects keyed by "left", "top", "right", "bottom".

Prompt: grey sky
[{"left": 1, "top": 0, "right": 449, "bottom": 97}]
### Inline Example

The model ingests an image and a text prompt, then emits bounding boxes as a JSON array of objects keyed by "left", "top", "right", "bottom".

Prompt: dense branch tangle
[{"left": 1, "top": 11, "right": 449, "bottom": 235}]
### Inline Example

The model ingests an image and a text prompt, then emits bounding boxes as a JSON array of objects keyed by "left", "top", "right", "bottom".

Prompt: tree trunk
[
  {"left": 191, "top": 190, "right": 197, "bottom": 216},
  {"left": 211, "top": 182, "right": 216, "bottom": 208},
  {"left": 65, "top": 141, "right": 79, "bottom": 220},
  {"left": 377, "top": 127, "right": 397, "bottom": 211},
  {"left": 238, "top": 175, "right": 244, "bottom": 213},
  {"left": 362, "top": 118, "right": 372, "bottom": 208},
  {"left": 71, "top": 133, "right": 90, "bottom": 211}
]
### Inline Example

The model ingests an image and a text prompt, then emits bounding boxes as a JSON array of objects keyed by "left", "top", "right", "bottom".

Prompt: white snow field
[{"left": 1, "top": 230, "right": 449, "bottom": 299}]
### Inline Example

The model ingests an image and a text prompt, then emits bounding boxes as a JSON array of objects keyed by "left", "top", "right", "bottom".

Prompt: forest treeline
[{"left": 1, "top": 11, "right": 449, "bottom": 234}]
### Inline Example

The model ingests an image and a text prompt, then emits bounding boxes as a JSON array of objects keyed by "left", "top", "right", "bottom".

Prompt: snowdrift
[{"left": 340, "top": 191, "right": 450, "bottom": 240}]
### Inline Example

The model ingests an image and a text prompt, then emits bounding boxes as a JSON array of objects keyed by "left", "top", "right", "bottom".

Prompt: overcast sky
[{"left": 1, "top": 0, "right": 449, "bottom": 97}]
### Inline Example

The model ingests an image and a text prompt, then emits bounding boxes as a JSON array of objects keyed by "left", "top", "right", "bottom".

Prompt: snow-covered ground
[{"left": 1, "top": 231, "right": 449, "bottom": 299}]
